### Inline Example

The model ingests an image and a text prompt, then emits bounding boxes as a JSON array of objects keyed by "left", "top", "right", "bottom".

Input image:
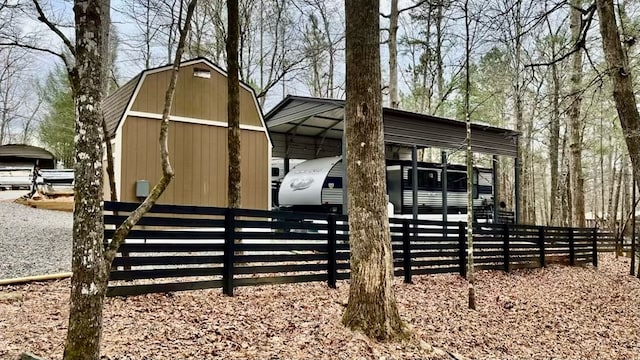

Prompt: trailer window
[
  {"left": 447, "top": 172, "right": 467, "bottom": 191},
  {"left": 408, "top": 169, "right": 440, "bottom": 190}
]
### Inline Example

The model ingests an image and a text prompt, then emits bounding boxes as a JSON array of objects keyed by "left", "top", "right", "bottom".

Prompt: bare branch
[
  {"left": 0, "top": 41, "right": 72, "bottom": 72},
  {"left": 31, "top": 0, "right": 76, "bottom": 57},
  {"left": 380, "top": 0, "right": 430, "bottom": 18},
  {"left": 105, "top": 0, "right": 198, "bottom": 264},
  {"left": 525, "top": 3, "right": 596, "bottom": 67}
]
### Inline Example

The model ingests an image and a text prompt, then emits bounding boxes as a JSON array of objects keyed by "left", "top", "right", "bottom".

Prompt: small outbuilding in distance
[
  {"left": 102, "top": 58, "right": 272, "bottom": 209},
  {"left": 0, "top": 144, "right": 56, "bottom": 169}
]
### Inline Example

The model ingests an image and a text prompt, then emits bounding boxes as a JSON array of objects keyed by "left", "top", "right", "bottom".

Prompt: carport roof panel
[
  {"left": 265, "top": 95, "right": 519, "bottom": 157},
  {"left": 0, "top": 144, "right": 55, "bottom": 160}
]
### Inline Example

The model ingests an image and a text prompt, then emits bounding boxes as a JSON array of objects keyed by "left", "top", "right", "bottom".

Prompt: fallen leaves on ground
[{"left": 0, "top": 254, "right": 639, "bottom": 360}]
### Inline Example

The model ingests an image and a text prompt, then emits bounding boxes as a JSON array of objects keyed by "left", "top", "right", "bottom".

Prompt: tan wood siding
[
  {"left": 131, "top": 63, "right": 262, "bottom": 127},
  {"left": 119, "top": 116, "right": 268, "bottom": 209}
]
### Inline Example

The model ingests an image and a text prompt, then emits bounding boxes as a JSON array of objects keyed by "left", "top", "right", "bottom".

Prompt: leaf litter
[{"left": 0, "top": 253, "right": 638, "bottom": 359}]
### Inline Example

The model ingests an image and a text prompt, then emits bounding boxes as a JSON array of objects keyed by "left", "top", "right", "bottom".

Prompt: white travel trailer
[{"left": 276, "top": 156, "right": 493, "bottom": 219}]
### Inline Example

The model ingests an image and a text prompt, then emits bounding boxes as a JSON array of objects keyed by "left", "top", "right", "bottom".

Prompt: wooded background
[{"left": 1, "top": 0, "right": 637, "bottom": 229}]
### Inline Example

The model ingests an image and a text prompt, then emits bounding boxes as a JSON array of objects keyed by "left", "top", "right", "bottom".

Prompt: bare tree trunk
[
  {"left": 463, "top": 0, "right": 476, "bottom": 311},
  {"left": 64, "top": 2, "right": 197, "bottom": 358},
  {"left": 608, "top": 150, "right": 617, "bottom": 226},
  {"left": 227, "top": 0, "right": 241, "bottom": 208},
  {"left": 560, "top": 128, "right": 570, "bottom": 227},
  {"left": 597, "top": 0, "right": 640, "bottom": 222},
  {"left": 568, "top": 0, "right": 585, "bottom": 227},
  {"left": 99, "top": 4, "right": 117, "bottom": 202},
  {"left": 613, "top": 160, "right": 623, "bottom": 236},
  {"left": 435, "top": 0, "right": 445, "bottom": 116},
  {"left": 513, "top": 0, "right": 525, "bottom": 224},
  {"left": 388, "top": 0, "right": 399, "bottom": 108},
  {"left": 342, "top": 0, "right": 405, "bottom": 340},
  {"left": 63, "top": 1, "right": 109, "bottom": 358},
  {"left": 549, "top": 57, "right": 560, "bottom": 225},
  {"left": 614, "top": 160, "right": 624, "bottom": 256}
]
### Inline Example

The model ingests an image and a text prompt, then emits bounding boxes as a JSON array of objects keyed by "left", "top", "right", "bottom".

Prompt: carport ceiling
[{"left": 265, "top": 95, "right": 519, "bottom": 159}]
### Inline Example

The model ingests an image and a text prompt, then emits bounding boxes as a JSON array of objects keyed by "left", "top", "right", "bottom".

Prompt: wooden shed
[{"left": 102, "top": 58, "right": 271, "bottom": 209}]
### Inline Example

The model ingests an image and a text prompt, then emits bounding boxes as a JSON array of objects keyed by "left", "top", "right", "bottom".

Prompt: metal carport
[{"left": 265, "top": 95, "right": 520, "bottom": 223}]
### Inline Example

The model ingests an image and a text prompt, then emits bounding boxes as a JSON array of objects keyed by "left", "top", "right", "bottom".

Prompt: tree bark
[
  {"left": 463, "top": 0, "right": 476, "bottom": 310},
  {"left": 227, "top": 0, "right": 241, "bottom": 208},
  {"left": 100, "top": 0, "right": 117, "bottom": 203},
  {"left": 63, "top": 1, "right": 108, "bottom": 358},
  {"left": 549, "top": 59, "right": 560, "bottom": 225},
  {"left": 388, "top": 0, "right": 399, "bottom": 108},
  {"left": 435, "top": 0, "right": 445, "bottom": 116},
  {"left": 512, "top": 0, "right": 526, "bottom": 224},
  {"left": 568, "top": 0, "right": 585, "bottom": 227},
  {"left": 64, "top": 2, "right": 197, "bottom": 358},
  {"left": 105, "top": 0, "right": 197, "bottom": 261},
  {"left": 597, "top": 0, "right": 640, "bottom": 227},
  {"left": 342, "top": 0, "right": 405, "bottom": 340}
]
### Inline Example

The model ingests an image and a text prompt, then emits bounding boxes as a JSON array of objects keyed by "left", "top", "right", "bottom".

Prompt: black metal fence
[{"left": 104, "top": 202, "right": 619, "bottom": 297}]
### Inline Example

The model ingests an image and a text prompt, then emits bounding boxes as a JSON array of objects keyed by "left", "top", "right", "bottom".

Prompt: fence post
[
  {"left": 458, "top": 222, "right": 466, "bottom": 278},
  {"left": 503, "top": 224, "right": 510, "bottom": 273},
  {"left": 223, "top": 208, "right": 236, "bottom": 296},
  {"left": 538, "top": 226, "right": 546, "bottom": 268},
  {"left": 568, "top": 227, "right": 575, "bottom": 266},
  {"left": 327, "top": 214, "right": 337, "bottom": 289},
  {"left": 592, "top": 227, "right": 598, "bottom": 267},
  {"left": 402, "top": 220, "right": 412, "bottom": 284}
]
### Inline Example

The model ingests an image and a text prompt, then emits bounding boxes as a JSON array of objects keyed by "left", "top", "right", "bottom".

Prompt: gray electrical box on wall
[{"left": 135, "top": 180, "right": 150, "bottom": 198}]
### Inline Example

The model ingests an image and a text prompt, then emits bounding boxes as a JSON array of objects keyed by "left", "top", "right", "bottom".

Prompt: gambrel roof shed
[{"left": 101, "top": 58, "right": 272, "bottom": 209}]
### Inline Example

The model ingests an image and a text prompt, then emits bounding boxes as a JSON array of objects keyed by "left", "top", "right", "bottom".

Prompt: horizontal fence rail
[{"left": 104, "top": 201, "right": 624, "bottom": 297}]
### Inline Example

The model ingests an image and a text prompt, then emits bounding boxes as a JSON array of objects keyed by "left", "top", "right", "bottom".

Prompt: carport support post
[
  {"left": 514, "top": 156, "right": 520, "bottom": 224},
  {"left": 412, "top": 145, "right": 418, "bottom": 235},
  {"left": 441, "top": 151, "right": 448, "bottom": 230},
  {"left": 492, "top": 155, "right": 499, "bottom": 223},
  {"left": 341, "top": 131, "right": 348, "bottom": 215},
  {"left": 223, "top": 208, "right": 236, "bottom": 296},
  {"left": 284, "top": 135, "right": 290, "bottom": 175}
]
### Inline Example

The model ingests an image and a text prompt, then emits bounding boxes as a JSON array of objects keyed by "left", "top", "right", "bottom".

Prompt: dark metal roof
[
  {"left": 0, "top": 144, "right": 56, "bottom": 168},
  {"left": 265, "top": 95, "right": 519, "bottom": 158},
  {"left": 103, "top": 74, "right": 140, "bottom": 138},
  {"left": 0, "top": 144, "right": 55, "bottom": 159}
]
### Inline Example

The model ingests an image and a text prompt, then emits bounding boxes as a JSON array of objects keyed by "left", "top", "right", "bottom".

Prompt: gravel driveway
[{"left": 0, "top": 198, "right": 72, "bottom": 279}]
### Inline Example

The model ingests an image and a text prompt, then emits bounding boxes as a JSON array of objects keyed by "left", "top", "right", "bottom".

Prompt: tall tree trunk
[
  {"left": 513, "top": 0, "right": 525, "bottom": 224},
  {"left": 100, "top": 8, "right": 117, "bottom": 202},
  {"left": 64, "top": 1, "right": 197, "bottom": 357},
  {"left": 435, "top": 0, "right": 445, "bottom": 116},
  {"left": 568, "top": 0, "right": 585, "bottom": 227},
  {"left": 608, "top": 151, "right": 617, "bottom": 227},
  {"left": 560, "top": 128, "right": 570, "bottom": 227},
  {"left": 227, "top": 0, "right": 241, "bottom": 208},
  {"left": 600, "top": 112, "right": 605, "bottom": 221},
  {"left": 388, "top": 0, "right": 399, "bottom": 108},
  {"left": 342, "top": 0, "right": 405, "bottom": 340},
  {"left": 549, "top": 60, "right": 560, "bottom": 225},
  {"left": 463, "top": 0, "right": 476, "bottom": 310},
  {"left": 597, "top": 0, "right": 640, "bottom": 218},
  {"left": 612, "top": 160, "right": 623, "bottom": 232},
  {"left": 63, "top": 1, "right": 108, "bottom": 358}
]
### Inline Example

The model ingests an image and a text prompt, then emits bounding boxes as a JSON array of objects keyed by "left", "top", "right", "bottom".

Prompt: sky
[{"left": 7, "top": 0, "right": 451, "bottom": 115}]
